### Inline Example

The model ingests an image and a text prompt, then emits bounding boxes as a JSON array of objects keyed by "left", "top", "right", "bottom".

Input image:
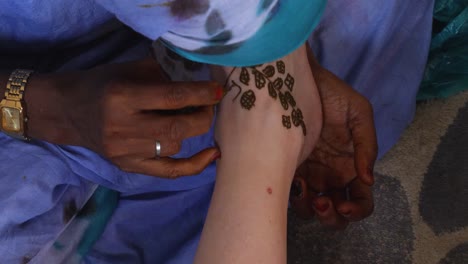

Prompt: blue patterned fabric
[
  {"left": 308, "top": 0, "right": 434, "bottom": 157},
  {"left": 163, "top": 0, "right": 327, "bottom": 66},
  {"left": 96, "top": 0, "right": 327, "bottom": 66}
]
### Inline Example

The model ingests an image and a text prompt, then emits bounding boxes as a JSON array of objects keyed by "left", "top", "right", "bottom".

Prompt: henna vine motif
[
  {"left": 226, "top": 60, "right": 306, "bottom": 136},
  {"left": 227, "top": 80, "right": 243, "bottom": 101}
]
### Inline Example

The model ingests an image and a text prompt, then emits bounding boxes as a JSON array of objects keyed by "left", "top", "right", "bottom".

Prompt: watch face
[{"left": 1, "top": 107, "right": 22, "bottom": 132}]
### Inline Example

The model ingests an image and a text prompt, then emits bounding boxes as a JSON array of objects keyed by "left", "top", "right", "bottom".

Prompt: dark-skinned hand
[
  {"left": 290, "top": 46, "right": 378, "bottom": 229},
  {"left": 27, "top": 59, "right": 223, "bottom": 178}
]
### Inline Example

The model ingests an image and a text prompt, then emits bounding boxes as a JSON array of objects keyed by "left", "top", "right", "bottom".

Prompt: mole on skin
[{"left": 267, "top": 187, "right": 273, "bottom": 195}]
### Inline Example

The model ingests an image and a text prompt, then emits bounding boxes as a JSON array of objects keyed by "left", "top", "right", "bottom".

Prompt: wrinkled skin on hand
[
  {"left": 290, "top": 46, "right": 378, "bottom": 229},
  {"left": 29, "top": 59, "right": 222, "bottom": 178}
]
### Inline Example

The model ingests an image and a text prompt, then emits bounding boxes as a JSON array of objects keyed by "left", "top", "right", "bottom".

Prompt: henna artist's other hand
[
  {"left": 212, "top": 44, "right": 322, "bottom": 172},
  {"left": 289, "top": 46, "right": 378, "bottom": 229},
  {"left": 30, "top": 59, "right": 223, "bottom": 178}
]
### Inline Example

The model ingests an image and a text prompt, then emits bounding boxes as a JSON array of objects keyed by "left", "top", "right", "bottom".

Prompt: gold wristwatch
[{"left": 0, "top": 69, "right": 33, "bottom": 140}]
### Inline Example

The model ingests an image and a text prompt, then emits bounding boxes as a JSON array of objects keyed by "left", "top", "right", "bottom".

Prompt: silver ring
[{"left": 155, "top": 140, "right": 161, "bottom": 158}]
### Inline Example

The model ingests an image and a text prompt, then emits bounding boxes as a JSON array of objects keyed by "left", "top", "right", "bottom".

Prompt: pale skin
[{"left": 194, "top": 44, "right": 322, "bottom": 264}]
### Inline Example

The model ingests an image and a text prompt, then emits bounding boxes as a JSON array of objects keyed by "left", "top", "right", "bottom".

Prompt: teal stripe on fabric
[
  {"left": 257, "top": 0, "right": 276, "bottom": 15},
  {"left": 77, "top": 187, "right": 119, "bottom": 257},
  {"left": 168, "top": 0, "right": 327, "bottom": 66}
]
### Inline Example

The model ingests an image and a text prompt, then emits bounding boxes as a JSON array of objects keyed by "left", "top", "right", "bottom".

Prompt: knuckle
[
  {"left": 102, "top": 80, "right": 131, "bottom": 113},
  {"left": 167, "top": 141, "right": 182, "bottom": 155},
  {"left": 163, "top": 164, "right": 183, "bottom": 179},
  {"left": 164, "top": 86, "right": 186, "bottom": 107},
  {"left": 167, "top": 120, "right": 183, "bottom": 141}
]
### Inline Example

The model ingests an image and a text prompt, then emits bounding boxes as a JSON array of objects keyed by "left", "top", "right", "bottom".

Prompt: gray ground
[{"left": 287, "top": 91, "right": 468, "bottom": 264}]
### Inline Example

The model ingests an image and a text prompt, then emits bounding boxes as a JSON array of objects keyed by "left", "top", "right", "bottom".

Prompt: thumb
[{"left": 349, "top": 100, "right": 378, "bottom": 186}]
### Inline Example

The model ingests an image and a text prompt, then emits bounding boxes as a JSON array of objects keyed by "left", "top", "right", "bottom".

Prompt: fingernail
[
  {"left": 214, "top": 86, "right": 224, "bottom": 101},
  {"left": 211, "top": 152, "right": 221, "bottom": 161},
  {"left": 290, "top": 179, "right": 304, "bottom": 199},
  {"left": 339, "top": 209, "right": 352, "bottom": 218},
  {"left": 313, "top": 200, "right": 329, "bottom": 213}
]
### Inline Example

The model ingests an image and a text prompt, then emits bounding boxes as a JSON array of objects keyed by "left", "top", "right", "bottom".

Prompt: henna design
[
  {"left": 268, "top": 82, "right": 278, "bottom": 99},
  {"left": 262, "top": 65, "right": 275, "bottom": 77},
  {"left": 300, "top": 121, "right": 307, "bottom": 136},
  {"left": 224, "top": 61, "right": 306, "bottom": 136},
  {"left": 278, "top": 92, "right": 289, "bottom": 110},
  {"left": 277, "top": 61, "right": 285, "bottom": 74},
  {"left": 240, "top": 90, "right": 256, "bottom": 110},
  {"left": 282, "top": 115, "right": 292, "bottom": 129},
  {"left": 253, "top": 70, "right": 266, "bottom": 89},
  {"left": 271, "top": 78, "right": 283, "bottom": 90},
  {"left": 284, "top": 73, "right": 295, "bottom": 91},
  {"left": 240, "top": 67, "right": 250, "bottom": 85},
  {"left": 284, "top": 91, "right": 296, "bottom": 107},
  {"left": 291, "top": 108, "right": 304, "bottom": 127},
  {"left": 223, "top": 67, "right": 238, "bottom": 89},
  {"left": 230, "top": 81, "right": 242, "bottom": 101}
]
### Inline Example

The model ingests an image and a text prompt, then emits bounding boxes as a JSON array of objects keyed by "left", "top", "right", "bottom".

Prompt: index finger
[{"left": 135, "top": 81, "right": 224, "bottom": 110}]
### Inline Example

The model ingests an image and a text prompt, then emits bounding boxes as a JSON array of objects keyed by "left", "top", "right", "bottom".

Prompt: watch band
[
  {"left": 1, "top": 69, "right": 34, "bottom": 141},
  {"left": 5, "top": 69, "right": 34, "bottom": 101}
]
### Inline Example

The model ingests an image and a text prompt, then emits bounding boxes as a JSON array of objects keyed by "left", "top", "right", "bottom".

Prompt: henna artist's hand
[
  {"left": 27, "top": 59, "right": 222, "bottom": 178},
  {"left": 289, "top": 46, "right": 378, "bottom": 229}
]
